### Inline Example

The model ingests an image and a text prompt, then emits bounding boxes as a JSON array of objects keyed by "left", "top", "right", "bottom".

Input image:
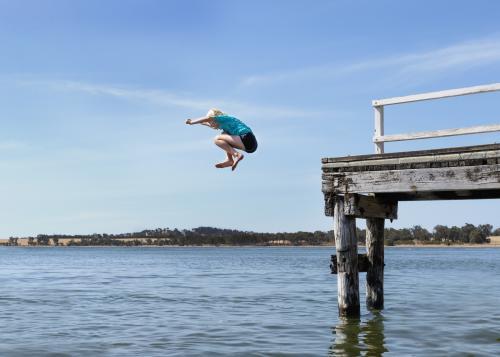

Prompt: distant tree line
[
  {"left": 3, "top": 224, "right": 499, "bottom": 247},
  {"left": 357, "top": 224, "right": 498, "bottom": 246}
]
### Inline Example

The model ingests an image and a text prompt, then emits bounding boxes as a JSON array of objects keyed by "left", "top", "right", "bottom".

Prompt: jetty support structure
[{"left": 322, "top": 83, "right": 500, "bottom": 317}]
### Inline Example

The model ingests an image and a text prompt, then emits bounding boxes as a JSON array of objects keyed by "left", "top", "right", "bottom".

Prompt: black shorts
[{"left": 240, "top": 132, "right": 258, "bottom": 153}]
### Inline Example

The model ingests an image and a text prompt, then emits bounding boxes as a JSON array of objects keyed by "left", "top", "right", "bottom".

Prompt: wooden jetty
[{"left": 322, "top": 83, "right": 500, "bottom": 317}]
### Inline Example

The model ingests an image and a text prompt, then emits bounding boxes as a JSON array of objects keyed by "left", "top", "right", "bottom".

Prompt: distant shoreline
[
  {"left": 1, "top": 243, "right": 499, "bottom": 248},
  {"left": 2, "top": 227, "right": 498, "bottom": 247},
  {"left": 386, "top": 244, "right": 500, "bottom": 248}
]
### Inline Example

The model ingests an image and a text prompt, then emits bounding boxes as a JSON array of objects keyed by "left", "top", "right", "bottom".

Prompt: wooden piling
[
  {"left": 366, "top": 218, "right": 385, "bottom": 310},
  {"left": 333, "top": 196, "right": 360, "bottom": 317}
]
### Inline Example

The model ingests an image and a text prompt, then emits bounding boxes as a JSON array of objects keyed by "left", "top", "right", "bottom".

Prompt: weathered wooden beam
[
  {"left": 376, "top": 189, "right": 500, "bottom": 201},
  {"left": 366, "top": 218, "right": 385, "bottom": 310},
  {"left": 325, "top": 193, "right": 397, "bottom": 219},
  {"left": 323, "top": 149, "right": 500, "bottom": 170},
  {"left": 323, "top": 157, "right": 500, "bottom": 174},
  {"left": 374, "top": 124, "right": 500, "bottom": 143},
  {"left": 372, "top": 82, "right": 500, "bottom": 106},
  {"left": 322, "top": 143, "right": 500, "bottom": 164},
  {"left": 330, "top": 254, "right": 369, "bottom": 274},
  {"left": 323, "top": 164, "right": 500, "bottom": 194},
  {"left": 344, "top": 194, "right": 397, "bottom": 220},
  {"left": 333, "top": 197, "right": 360, "bottom": 317},
  {"left": 324, "top": 192, "right": 335, "bottom": 217}
]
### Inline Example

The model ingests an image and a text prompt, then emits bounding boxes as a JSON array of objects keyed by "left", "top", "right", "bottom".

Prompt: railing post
[{"left": 374, "top": 106, "right": 384, "bottom": 154}]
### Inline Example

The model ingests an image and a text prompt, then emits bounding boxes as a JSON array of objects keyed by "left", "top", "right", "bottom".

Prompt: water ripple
[{"left": 0, "top": 247, "right": 499, "bottom": 355}]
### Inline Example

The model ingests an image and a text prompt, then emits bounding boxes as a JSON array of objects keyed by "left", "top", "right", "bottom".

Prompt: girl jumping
[{"left": 185, "top": 109, "right": 258, "bottom": 171}]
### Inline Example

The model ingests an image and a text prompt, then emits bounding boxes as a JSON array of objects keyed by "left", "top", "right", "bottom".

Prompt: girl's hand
[{"left": 185, "top": 119, "right": 192, "bottom": 125}]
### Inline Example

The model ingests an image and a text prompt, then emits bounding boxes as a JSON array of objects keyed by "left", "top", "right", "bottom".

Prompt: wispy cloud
[
  {"left": 18, "top": 79, "right": 336, "bottom": 120},
  {"left": 49, "top": 80, "right": 214, "bottom": 110},
  {"left": 0, "top": 140, "right": 30, "bottom": 151},
  {"left": 241, "top": 36, "right": 500, "bottom": 87},
  {"left": 398, "top": 38, "right": 500, "bottom": 73}
]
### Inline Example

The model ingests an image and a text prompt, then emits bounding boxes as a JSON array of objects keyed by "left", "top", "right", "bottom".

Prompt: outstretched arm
[
  {"left": 186, "top": 116, "right": 218, "bottom": 128},
  {"left": 186, "top": 116, "right": 211, "bottom": 125}
]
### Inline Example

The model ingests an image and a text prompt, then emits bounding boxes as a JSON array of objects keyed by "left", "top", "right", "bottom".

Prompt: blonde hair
[{"left": 206, "top": 108, "right": 224, "bottom": 117}]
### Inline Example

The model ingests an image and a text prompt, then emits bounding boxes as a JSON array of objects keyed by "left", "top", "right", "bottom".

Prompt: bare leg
[
  {"left": 214, "top": 139, "right": 236, "bottom": 168},
  {"left": 214, "top": 138, "right": 237, "bottom": 155},
  {"left": 214, "top": 134, "right": 246, "bottom": 169},
  {"left": 215, "top": 152, "right": 234, "bottom": 168},
  {"left": 216, "top": 134, "right": 246, "bottom": 151},
  {"left": 231, "top": 152, "right": 244, "bottom": 171}
]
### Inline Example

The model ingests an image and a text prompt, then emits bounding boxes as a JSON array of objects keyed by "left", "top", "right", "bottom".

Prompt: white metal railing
[{"left": 372, "top": 83, "right": 500, "bottom": 153}]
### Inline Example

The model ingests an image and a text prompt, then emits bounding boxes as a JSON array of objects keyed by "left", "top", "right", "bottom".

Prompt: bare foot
[
  {"left": 215, "top": 160, "right": 234, "bottom": 168},
  {"left": 231, "top": 153, "right": 244, "bottom": 171}
]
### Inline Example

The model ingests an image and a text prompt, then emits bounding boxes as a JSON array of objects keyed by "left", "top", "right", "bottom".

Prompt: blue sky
[{"left": 1, "top": 0, "right": 500, "bottom": 236}]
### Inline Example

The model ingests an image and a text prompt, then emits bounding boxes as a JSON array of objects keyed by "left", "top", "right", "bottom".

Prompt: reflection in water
[
  {"left": 363, "top": 312, "right": 387, "bottom": 356},
  {"left": 329, "top": 317, "right": 362, "bottom": 356},
  {"left": 329, "top": 312, "right": 387, "bottom": 356}
]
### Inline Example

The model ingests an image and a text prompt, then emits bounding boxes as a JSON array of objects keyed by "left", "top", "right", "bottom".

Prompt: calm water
[{"left": 0, "top": 247, "right": 499, "bottom": 356}]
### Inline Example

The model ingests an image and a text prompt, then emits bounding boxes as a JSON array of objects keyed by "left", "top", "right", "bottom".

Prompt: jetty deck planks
[{"left": 322, "top": 143, "right": 500, "bottom": 201}]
